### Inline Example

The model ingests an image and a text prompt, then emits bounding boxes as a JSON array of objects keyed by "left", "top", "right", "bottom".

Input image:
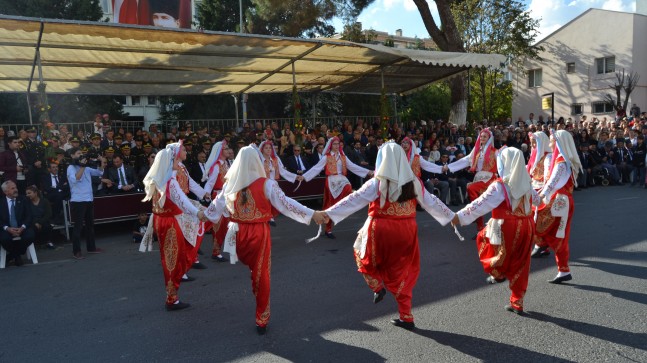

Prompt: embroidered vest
[
  {"left": 490, "top": 180, "right": 532, "bottom": 219},
  {"left": 264, "top": 157, "right": 280, "bottom": 180},
  {"left": 229, "top": 178, "right": 274, "bottom": 223},
  {"left": 177, "top": 165, "right": 190, "bottom": 194},
  {"left": 554, "top": 156, "right": 574, "bottom": 195},
  {"left": 208, "top": 160, "right": 228, "bottom": 192},
  {"left": 532, "top": 154, "right": 547, "bottom": 182},
  {"left": 368, "top": 197, "right": 417, "bottom": 219},
  {"left": 411, "top": 154, "right": 421, "bottom": 178},
  {"left": 151, "top": 182, "right": 182, "bottom": 217},
  {"left": 325, "top": 154, "right": 347, "bottom": 176},
  {"left": 481, "top": 150, "right": 498, "bottom": 174}
]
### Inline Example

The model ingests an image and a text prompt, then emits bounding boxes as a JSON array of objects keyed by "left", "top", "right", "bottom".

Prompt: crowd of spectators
[{"left": 1, "top": 106, "right": 645, "bottom": 262}]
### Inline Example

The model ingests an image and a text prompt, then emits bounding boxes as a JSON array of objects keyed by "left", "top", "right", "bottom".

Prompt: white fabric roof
[{"left": 0, "top": 16, "right": 506, "bottom": 96}]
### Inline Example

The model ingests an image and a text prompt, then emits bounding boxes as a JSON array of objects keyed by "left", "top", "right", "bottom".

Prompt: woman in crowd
[{"left": 25, "top": 185, "right": 55, "bottom": 249}]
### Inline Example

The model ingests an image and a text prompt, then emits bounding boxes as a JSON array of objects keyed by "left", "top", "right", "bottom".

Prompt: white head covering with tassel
[
  {"left": 142, "top": 140, "right": 183, "bottom": 208},
  {"left": 374, "top": 142, "right": 417, "bottom": 208},
  {"left": 222, "top": 145, "right": 267, "bottom": 212},
  {"left": 202, "top": 140, "right": 226, "bottom": 182},
  {"left": 496, "top": 147, "right": 533, "bottom": 213}
]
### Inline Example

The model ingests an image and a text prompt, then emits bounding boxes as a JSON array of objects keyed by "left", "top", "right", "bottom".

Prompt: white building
[{"left": 512, "top": 8, "right": 647, "bottom": 122}]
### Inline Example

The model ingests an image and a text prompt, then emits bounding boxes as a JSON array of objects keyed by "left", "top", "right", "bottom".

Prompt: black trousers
[
  {"left": 70, "top": 201, "right": 97, "bottom": 254},
  {"left": 0, "top": 229, "right": 35, "bottom": 257}
]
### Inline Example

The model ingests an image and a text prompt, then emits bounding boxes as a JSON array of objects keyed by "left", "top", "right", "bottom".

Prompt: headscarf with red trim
[
  {"left": 321, "top": 136, "right": 345, "bottom": 157},
  {"left": 259, "top": 140, "right": 278, "bottom": 161},
  {"left": 400, "top": 137, "right": 419, "bottom": 165},
  {"left": 470, "top": 128, "right": 495, "bottom": 172},
  {"left": 202, "top": 140, "right": 227, "bottom": 182},
  {"left": 526, "top": 131, "right": 551, "bottom": 174},
  {"left": 548, "top": 129, "right": 582, "bottom": 186}
]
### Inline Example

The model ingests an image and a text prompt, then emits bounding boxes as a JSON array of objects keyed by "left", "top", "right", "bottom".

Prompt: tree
[
  {"left": 0, "top": 0, "right": 104, "bottom": 21},
  {"left": 604, "top": 69, "right": 640, "bottom": 114},
  {"left": 400, "top": 83, "right": 451, "bottom": 123},
  {"left": 452, "top": 0, "right": 541, "bottom": 122}
]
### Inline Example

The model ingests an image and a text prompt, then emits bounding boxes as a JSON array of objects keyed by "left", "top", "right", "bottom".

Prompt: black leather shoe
[
  {"left": 256, "top": 325, "right": 267, "bottom": 335},
  {"left": 390, "top": 319, "right": 415, "bottom": 331},
  {"left": 269, "top": 220, "right": 277, "bottom": 227},
  {"left": 192, "top": 262, "right": 207, "bottom": 269},
  {"left": 548, "top": 274, "right": 572, "bottom": 284},
  {"left": 14, "top": 255, "right": 24, "bottom": 266},
  {"left": 486, "top": 275, "right": 506, "bottom": 284},
  {"left": 181, "top": 275, "right": 196, "bottom": 282},
  {"left": 504, "top": 305, "right": 524, "bottom": 315},
  {"left": 166, "top": 301, "right": 191, "bottom": 311},
  {"left": 531, "top": 245, "right": 549, "bottom": 258},
  {"left": 325, "top": 232, "right": 336, "bottom": 239},
  {"left": 197, "top": 248, "right": 204, "bottom": 256},
  {"left": 211, "top": 255, "right": 229, "bottom": 262},
  {"left": 373, "top": 288, "right": 386, "bottom": 304}
]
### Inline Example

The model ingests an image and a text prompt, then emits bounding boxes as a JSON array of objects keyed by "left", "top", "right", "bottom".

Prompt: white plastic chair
[{"left": 0, "top": 243, "right": 38, "bottom": 268}]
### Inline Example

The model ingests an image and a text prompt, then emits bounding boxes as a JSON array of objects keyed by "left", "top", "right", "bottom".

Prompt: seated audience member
[
  {"left": 132, "top": 212, "right": 149, "bottom": 244},
  {"left": 40, "top": 162, "right": 69, "bottom": 224},
  {"left": 285, "top": 145, "right": 311, "bottom": 175},
  {"left": 0, "top": 180, "right": 35, "bottom": 266},
  {"left": 107, "top": 155, "right": 137, "bottom": 193},
  {"left": 25, "top": 185, "right": 55, "bottom": 249},
  {"left": 425, "top": 151, "right": 450, "bottom": 203}
]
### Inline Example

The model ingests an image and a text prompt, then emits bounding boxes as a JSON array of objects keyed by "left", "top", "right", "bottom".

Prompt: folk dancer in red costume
[
  {"left": 400, "top": 137, "right": 443, "bottom": 179},
  {"left": 203, "top": 140, "right": 230, "bottom": 262},
  {"left": 452, "top": 147, "right": 539, "bottom": 315},
  {"left": 322, "top": 142, "right": 454, "bottom": 330},
  {"left": 204, "top": 146, "right": 327, "bottom": 335},
  {"left": 140, "top": 141, "right": 207, "bottom": 311},
  {"left": 302, "top": 136, "right": 374, "bottom": 239},
  {"left": 532, "top": 130, "right": 582, "bottom": 284},
  {"left": 526, "top": 131, "right": 552, "bottom": 258},
  {"left": 258, "top": 140, "right": 303, "bottom": 227},
  {"left": 447, "top": 128, "right": 498, "bottom": 238}
]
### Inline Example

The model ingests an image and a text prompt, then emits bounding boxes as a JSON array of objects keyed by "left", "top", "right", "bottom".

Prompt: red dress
[
  {"left": 207, "top": 161, "right": 229, "bottom": 256},
  {"left": 229, "top": 178, "right": 277, "bottom": 328},
  {"left": 467, "top": 151, "right": 498, "bottom": 230},
  {"left": 177, "top": 165, "right": 204, "bottom": 266},
  {"left": 475, "top": 180, "right": 534, "bottom": 311},
  {"left": 534, "top": 157, "right": 574, "bottom": 273},
  {"left": 323, "top": 154, "right": 353, "bottom": 233},
  {"left": 356, "top": 197, "right": 419, "bottom": 323}
]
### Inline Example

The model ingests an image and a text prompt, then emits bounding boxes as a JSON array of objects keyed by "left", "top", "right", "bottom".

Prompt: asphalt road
[{"left": 1, "top": 186, "right": 646, "bottom": 363}]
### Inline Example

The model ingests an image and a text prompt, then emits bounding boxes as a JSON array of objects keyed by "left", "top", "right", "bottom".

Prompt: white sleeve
[
  {"left": 416, "top": 185, "right": 455, "bottom": 226},
  {"left": 456, "top": 182, "right": 505, "bottom": 226},
  {"left": 265, "top": 179, "right": 314, "bottom": 225},
  {"left": 345, "top": 156, "right": 370, "bottom": 178},
  {"left": 448, "top": 155, "right": 470, "bottom": 173},
  {"left": 419, "top": 157, "right": 443, "bottom": 174},
  {"left": 543, "top": 154, "right": 552, "bottom": 182},
  {"left": 203, "top": 164, "right": 219, "bottom": 193},
  {"left": 204, "top": 189, "right": 227, "bottom": 223},
  {"left": 168, "top": 179, "right": 200, "bottom": 216},
  {"left": 277, "top": 159, "right": 297, "bottom": 183},
  {"left": 540, "top": 162, "right": 569, "bottom": 201},
  {"left": 325, "top": 178, "right": 377, "bottom": 225},
  {"left": 302, "top": 156, "right": 326, "bottom": 182},
  {"left": 189, "top": 175, "right": 208, "bottom": 199},
  {"left": 531, "top": 189, "right": 541, "bottom": 206}
]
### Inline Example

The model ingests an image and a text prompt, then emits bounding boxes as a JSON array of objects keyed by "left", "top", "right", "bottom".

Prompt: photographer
[{"left": 67, "top": 147, "right": 106, "bottom": 260}]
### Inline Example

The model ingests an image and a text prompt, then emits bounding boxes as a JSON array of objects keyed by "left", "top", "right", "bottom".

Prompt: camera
[{"left": 72, "top": 156, "right": 98, "bottom": 168}]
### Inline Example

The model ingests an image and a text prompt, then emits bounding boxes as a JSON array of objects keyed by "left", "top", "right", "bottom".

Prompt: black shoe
[
  {"left": 14, "top": 255, "right": 24, "bottom": 266},
  {"left": 390, "top": 318, "right": 415, "bottom": 331},
  {"left": 166, "top": 301, "right": 191, "bottom": 311},
  {"left": 548, "top": 274, "right": 572, "bottom": 284},
  {"left": 325, "top": 232, "right": 336, "bottom": 239},
  {"left": 373, "top": 288, "right": 386, "bottom": 304},
  {"left": 504, "top": 305, "right": 524, "bottom": 315},
  {"left": 471, "top": 234, "right": 478, "bottom": 240},
  {"left": 486, "top": 275, "right": 506, "bottom": 284},
  {"left": 269, "top": 220, "right": 277, "bottom": 227},
  {"left": 46, "top": 242, "right": 56, "bottom": 250},
  {"left": 531, "top": 245, "right": 549, "bottom": 258},
  {"left": 192, "top": 262, "right": 207, "bottom": 270},
  {"left": 181, "top": 275, "right": 196, "bottom": 282},
  {"left": 256, "top": 325, "right": 267, "bottom": 335},
  {"left": 539, "top": 250, "right": 550, "bottom": 257},
  {"left": 211, "top": 255, "right": 229, "bottom": 262},
  {"left": 197, "top": 249, "right": 204, "bottom": 256}
]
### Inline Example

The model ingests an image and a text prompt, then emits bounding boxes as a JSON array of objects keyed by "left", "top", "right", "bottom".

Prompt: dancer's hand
[
  {"left": 450, "top": 215, "right": 460, "bottom": 227},
  {"left": 312, "top": 211, "right": 329, "bottom": 225},
  {"left": 296, "top": 175, "right": 304, "bottom": 182},
  {"left": 197, "top": 210, "right": 208, "bottom": 222}
]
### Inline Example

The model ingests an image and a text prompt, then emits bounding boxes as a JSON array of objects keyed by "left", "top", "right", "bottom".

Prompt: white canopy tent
[{"left": 0, "top": 16, "right": 506, "bottom": 96}]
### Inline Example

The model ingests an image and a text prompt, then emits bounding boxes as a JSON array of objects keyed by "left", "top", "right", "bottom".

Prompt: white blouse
[{"left": 303, "top": 152, "right": 370, "bottom": 182}]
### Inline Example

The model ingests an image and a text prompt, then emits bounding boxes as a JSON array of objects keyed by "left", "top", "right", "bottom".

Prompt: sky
[{"left": 335, "top": 0, "right": 637, "bottom": 42}]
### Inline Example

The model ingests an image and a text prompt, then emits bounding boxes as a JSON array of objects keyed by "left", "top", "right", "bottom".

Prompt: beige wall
[{"left": 512, "top": 9, "right": 647, "bottom": 122}]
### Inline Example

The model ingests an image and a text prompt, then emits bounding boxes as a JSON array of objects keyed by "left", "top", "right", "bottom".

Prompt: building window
[
  {"left": 527, "top": 69, "right": 542, "bottom": 88},
  {"left": 131, "top": 96, "right": 141, "bottom": 106},
  {"left": 147, "top": 96, "right": 157, "bottom": 105},
  {"left": 114, "top": 96, "right": 127, "bottom": 105},
  {"left": 596, "top": 56, "right": 615, "bottom": 74},
  {"left": 592, "top": 101, "right": 614, "bottom": 114},
  {"left": 571, "top": 104, "right": 583, "bottom": 115},
  {"left": 566, "top": 62, "right": 575, "bottom": 74}
]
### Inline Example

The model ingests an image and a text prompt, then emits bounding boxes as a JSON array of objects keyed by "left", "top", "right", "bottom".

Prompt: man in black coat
[
  {"left": 285, "top": 145, "right": 311, "bottom": 175},
  {"left": 39, "top": 162, "right": 69, "bottom": 224},
  {"left": 0, "top": 180, "right": 35, "bottom": 266},
  {"left": 106, "top": 155, "right": 137, "bottom": 193}
]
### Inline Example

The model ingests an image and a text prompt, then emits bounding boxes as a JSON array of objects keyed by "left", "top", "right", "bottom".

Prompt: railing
[{"left": 0, "top": 116, "right": 399, "bottom": 138}]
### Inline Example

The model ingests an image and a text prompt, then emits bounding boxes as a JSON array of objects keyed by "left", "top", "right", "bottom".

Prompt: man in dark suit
[
  {"left": 344, "top": 140, "right": 369, "bottom": 189},
  {"left": 106, "top": 155, "right": 137, "bottom": 193},
  {"left": 190, "top": 151, "right": 208, "bottom": 187},
  {"left": 0, "top": 136, "right": 29, "bottom": 193},
  {"left": 0, "top": 180, "right": 35, "bottom": 266},
  {"left": 39, "top": 162, "right": 69, "bottom": 224},
  {"left": 285, "top": 145, "right": 311, "bottom": 175}
]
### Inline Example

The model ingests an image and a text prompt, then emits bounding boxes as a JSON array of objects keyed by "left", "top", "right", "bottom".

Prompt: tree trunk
[{"left": 448, "top": 76, "right": 467, "bottom": 125}]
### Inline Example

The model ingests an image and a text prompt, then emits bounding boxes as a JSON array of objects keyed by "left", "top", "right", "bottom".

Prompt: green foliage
[
  {"left": 339, "top": 22, "right": 376, "bottom": 43},
  {"left": 0, "top": 0, "right": 104, "bottom": 21},
  {"left": 400, "top": 83, "right": 451, "bottom": 122}
]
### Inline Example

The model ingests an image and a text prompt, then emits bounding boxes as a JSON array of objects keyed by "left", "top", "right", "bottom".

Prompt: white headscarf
[
  {"left": 322, "top": 136, "right": 345, "bottom": 156},
  {"left": 401, "top": 137, "right": 419, "bottom": 165},
  {"left": 142, "top": 141, "right": 183, "bottom": 208},
  {"left": 549, "top": 129, "right": 583, "bottom": 186},
  {"left": 496, "top": 147, "right": 533, "bottom": 212},
  {"left": 527, "top": 131, "right": 551, "bottom": 174},
  {"left": 374, "top": 142, "right": 416, "bottom": 207},
  {"left": 202, "top": 140, "right": 226, "bottom": 182},
  {"left": 222, "top": 145, "right": 267, "bottom": 212}
]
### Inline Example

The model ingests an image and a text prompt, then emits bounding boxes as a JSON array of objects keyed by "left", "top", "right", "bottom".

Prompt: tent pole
[{"left": 26, "top": 21, "right": 45, "bottom": 125}]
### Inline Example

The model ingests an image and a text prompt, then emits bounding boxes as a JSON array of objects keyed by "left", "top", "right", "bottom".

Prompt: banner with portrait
[{"left": 112, "top": 0, "right": 192, "bottom": 29}]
